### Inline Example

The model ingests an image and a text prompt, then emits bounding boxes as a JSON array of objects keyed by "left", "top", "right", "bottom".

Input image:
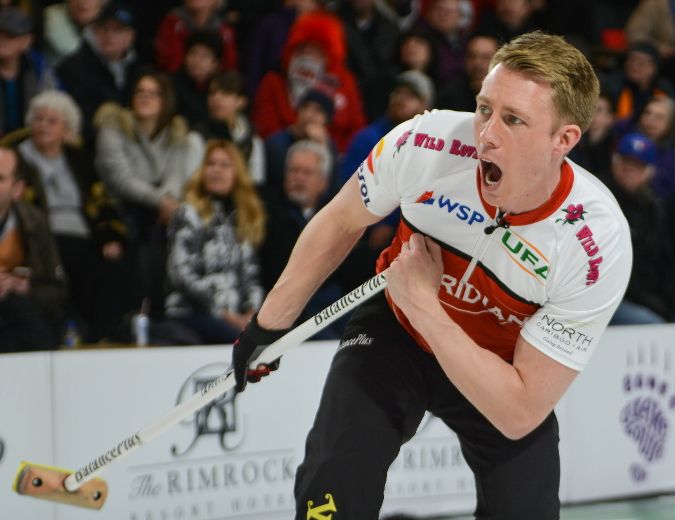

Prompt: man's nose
[{"left": 479, "top": 115, "right": 502, "bottom": 150}]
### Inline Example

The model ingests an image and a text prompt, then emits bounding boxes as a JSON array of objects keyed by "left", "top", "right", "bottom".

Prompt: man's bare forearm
[{"left": 257, "top": 177, "right": 380, "bottom": 330}]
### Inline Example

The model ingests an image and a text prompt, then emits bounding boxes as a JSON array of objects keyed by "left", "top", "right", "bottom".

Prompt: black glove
[{"left": 232, "top": 314, "right": 289, "bottom": 392}]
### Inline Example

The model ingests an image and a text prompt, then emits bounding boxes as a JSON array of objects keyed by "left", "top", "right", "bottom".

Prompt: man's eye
[
  {"left": 506, "top": 115, "right": 523, "bottom": 125},
  {"left": 478, "top": 105, "right": 491, "bottom": 115}
]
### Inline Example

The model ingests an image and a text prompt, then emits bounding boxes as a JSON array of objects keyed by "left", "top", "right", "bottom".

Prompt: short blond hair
[{"left": 490, "top": 31, "right": 599, "bottom": 132}]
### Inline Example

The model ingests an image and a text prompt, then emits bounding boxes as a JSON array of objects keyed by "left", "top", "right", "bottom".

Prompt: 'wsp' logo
[{"left": 416, "top": 191, "right": 485, "bottom": 226}]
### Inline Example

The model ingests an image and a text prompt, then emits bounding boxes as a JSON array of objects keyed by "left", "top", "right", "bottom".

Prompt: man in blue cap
[{"left": 609, "top": 132, "right": 675, "bottom": 324}]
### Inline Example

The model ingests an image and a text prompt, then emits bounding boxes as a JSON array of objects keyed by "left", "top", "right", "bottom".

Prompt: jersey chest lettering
[{"left": 439, "top": 272, "right": 530, "bottom": 327}]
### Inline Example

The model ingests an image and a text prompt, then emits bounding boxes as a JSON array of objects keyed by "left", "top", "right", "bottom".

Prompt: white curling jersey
[{"left": 357, "top": 110, "right": 632, "bottom": 371}]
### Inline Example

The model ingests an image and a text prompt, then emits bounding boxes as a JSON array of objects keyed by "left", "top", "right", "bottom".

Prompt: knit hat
[{"left": 394, "top": 70, "right": 435, "bottom": 108}]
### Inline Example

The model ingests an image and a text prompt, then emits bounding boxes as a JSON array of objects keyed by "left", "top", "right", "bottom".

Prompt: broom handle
[{"left": 63, "top": 271, "right": 388, "bottom": 492}]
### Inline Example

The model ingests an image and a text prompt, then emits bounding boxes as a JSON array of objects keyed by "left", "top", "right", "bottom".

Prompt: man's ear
[
  {"left": 555, "top": 123, "right": 582, "bottom": 157},
  {"left": 236, "top": 95, "right": 248, "bottom": 112}
]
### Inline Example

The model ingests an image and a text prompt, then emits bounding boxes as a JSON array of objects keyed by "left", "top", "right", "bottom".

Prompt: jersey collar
[{"left": 476, "top": 161, "right": 574, "bottom": 226}]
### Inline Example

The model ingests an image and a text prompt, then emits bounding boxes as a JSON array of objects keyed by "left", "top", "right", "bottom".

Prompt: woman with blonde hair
[{"left": 165, "top": 140, "right": 266, "bottom": 344}]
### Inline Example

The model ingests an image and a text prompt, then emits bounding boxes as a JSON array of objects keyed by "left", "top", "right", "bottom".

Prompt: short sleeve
[
  {"left": 354, "top": 119, "right": 419, "bottom": 217},
  {"left": 521, "top": 220, "right": 632, "bottom": 371}
]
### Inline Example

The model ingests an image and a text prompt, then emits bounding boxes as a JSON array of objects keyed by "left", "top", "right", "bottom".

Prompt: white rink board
[
  {"left": 47, "top": 344, "right": 474, "bottom": 520},
  {"left": 0, "top": 324, "right": 674, "bottom": 519},
  {"left": 50, "top": 345, "right": 321, "bottom": 520},
  {"left": 559, "top": 324, "right": 675, "bottom": 503},
  {"left": 0, "top": 352, "right": 56, "bottom": 520}
]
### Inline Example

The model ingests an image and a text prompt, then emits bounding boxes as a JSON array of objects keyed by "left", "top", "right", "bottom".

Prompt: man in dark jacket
[
  {"left": 606, "top": 132, "right": 675, "bottom": 324},
  {"left": 0, "top": 147, "right": 67, "bottom": 351},
  {"left": 56, "top": 1, "right": 139, "bottom": 144},
  {"left": 260, "top": 139, "right": 348, "bottom": 339}
]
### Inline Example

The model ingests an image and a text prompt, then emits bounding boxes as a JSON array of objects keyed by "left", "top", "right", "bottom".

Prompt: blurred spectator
[
  {"left": 165, "top": 139, "right": 265, "bottom": 344},
  {"left": 625, "top": 0, "right": 675, "bottom": 85},
  {"left": 259, "top": 139, "right": 347, "bottom": 339},
  {"left": 0, "top": 7, "right": 58, "bottom": 137},
  {"left": 42, "top": 0, "right": 105, "bottom": 65},
  {"left": 475, "top": 0, "right": 538, "bottom": 44},
  {"left": 5, "top": 90, "right": 131, "bottom": 341},
  {"left": 252, "top": 11, "right": 366, "bottom": 152},
  {"left": 603, "top": 41, "right": 674, "bottom": 121},
  {"left": 154, "top": 0, "right": 238, "bottom": 74},
  {"left": 336, "top": 0, "right": 400, "bottom": 121},
  {"left": 94, "top": 71, "right": 203, "bottom": 318},
  {"left": 569, "top": 92, "right": 617, "bottom": 184},
  {"left": 417, "top": 0, "right": 475, "bottom": 30},
  {"left": 265, "top": 88, "right": 338, "bottom": 197},
  {"left": 377, "top": 0, "right": 422, "bottom": 31},
  {"left": 616, "top": 96, "right": 675, "bottom": 198},
  {"left": 194, "top": 70, "right": 266, "bottom": 185},
  {"left": 56, "top": 1, "right": 140, "bottom": 145},
  {"left": 245, "top": 0, "right": 323, "bottom": 98},
  {"left": 437, "top": 33, "right": 497, "bottom": 111},
  {"left": 0, "top": 146, "right": 66, "bottom": 352},
  {"left": 396, "top": 28, "right": 439, "bottom": 85},
  {"left": 607, "top": 132, "right": 674, "bottom": 324},
  {"left": 639, "top": 96, "right": 675, "bottom": 198},
  {"left": 0, "top": 0, "right": 39, "bottom": 36},
  {"left": 172, "top": 29, "right": 222, "bottom": 126},
  {"left": 339, "top": 70, "right": 433, "bottom": 286},
  {"left": 410, "top": 0, "right": 469, "bottom": 86}
]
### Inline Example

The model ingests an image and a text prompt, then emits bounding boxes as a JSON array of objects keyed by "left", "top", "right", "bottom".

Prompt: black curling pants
[{"left": 294, "top": 293, "right": 560, "bottom": 519}]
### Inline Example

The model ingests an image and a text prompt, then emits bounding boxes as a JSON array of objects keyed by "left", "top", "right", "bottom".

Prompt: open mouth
[{"left": 481, "top": 159, "right": 503, "bottom": 186}]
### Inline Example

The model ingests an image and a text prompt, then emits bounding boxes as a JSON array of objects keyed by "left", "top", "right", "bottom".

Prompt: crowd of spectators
[{"left": 0, "top": 0, "right": 674, "bottom": 351}]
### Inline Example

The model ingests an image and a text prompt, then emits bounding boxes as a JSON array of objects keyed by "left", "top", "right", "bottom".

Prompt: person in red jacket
[
  {"left": 252, "top": 11, "right": 366, "bottom": 152},
  {"left": 154, "top": 0, "right": 237, "bottom": 74}
]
